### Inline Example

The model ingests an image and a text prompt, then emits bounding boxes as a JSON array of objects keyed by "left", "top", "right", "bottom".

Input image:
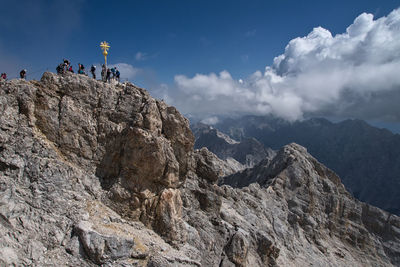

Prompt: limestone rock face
[
  {"left": 0, "top": 73, "right": 399, "bottom": 266},
  {"left": 220, "top": 143, "right": 400, "bottom": 266},
  {"left": 0, "top": 73, "right": 195, "bottom": 266}
]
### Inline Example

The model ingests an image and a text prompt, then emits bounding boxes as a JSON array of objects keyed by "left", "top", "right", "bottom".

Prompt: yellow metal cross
[{"left": 100, "top": 41, "right": 110, "bottom": 66}]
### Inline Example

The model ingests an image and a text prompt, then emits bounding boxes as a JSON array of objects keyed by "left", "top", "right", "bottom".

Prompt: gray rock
[{"left": 74, "top": 221, "right": 134, "bottom": 264}]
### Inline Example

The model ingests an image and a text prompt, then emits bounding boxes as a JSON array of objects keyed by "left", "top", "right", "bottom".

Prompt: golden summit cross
[{"left": 100, "top": 41, "right": 110, "bottom": 67}]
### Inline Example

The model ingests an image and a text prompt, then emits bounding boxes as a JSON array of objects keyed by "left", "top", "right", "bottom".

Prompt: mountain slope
[
  {"left": 0, "top": 73, "right": 399, "bottom": 266},
  {"left": 219, "top": 143, "right": 400, "bottom": 266},
  {"left": 214, "top": 116, "right": 400, "bottom": 215}
]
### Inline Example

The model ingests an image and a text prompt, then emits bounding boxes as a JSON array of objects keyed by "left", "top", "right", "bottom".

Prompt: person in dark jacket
[
  {"left": 115, "top": 68, "right": 120, "bottom": 82},
  {"left": 101, "top": 64, "right": 106, "bottom": 81},
  {"left": 90, "top": 65, "right": 96, "bottom": 79},
  {"left": 20, "top": 69, "right": 27, "bottom": 79},
  {"left": 106, "top": 68, "right": 111, "bottom": 83}
]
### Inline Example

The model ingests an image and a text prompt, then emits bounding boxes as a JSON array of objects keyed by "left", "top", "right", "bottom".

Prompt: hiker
[
  {"left": 20, "top": 69, "right": 27, "bottom": 79},
  {"left": 101, "top": 64, "right": 106, "bottom": 81},
  {"left": 68, "top": 65, "right": 74, "bottom": 73},
  {"left": 0, "top": 73, "right": 6, "bottom": 80},
  {"left": 115, "top": 68, "right": 120, "bottom": 82},
  {"left": 90, "top": 65, "right": 96, "bottom": 79},
  {"left": 78, "top": 63, "right": 85, "bottom": 75},
  {"left": 106, "top": 68, "right": 111, "bottom": 83},
  {"left": 64, "top": 59, "right": 70, "bottom": 70},
  {"left": 63, "top": 59, "right": 70, "bottom": 72},
  {"left": 111, "top": 67, "right": 116, "bottom": 79},
  {"left": 56, "top": 63, "right": 65, "bottom": 74}
]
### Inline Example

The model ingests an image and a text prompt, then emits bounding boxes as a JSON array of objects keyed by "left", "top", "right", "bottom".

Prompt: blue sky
[{"left": 1, "top": 0, "right": 400, "bottom": 131}]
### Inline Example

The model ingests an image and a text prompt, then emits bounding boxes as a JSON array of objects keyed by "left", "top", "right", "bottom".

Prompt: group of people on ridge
[
  {"left": 1, "top": 59, "right": 122, "bottom": 83},
  {"left": 56, "top": 59, "right": 86, "bottom": 75},
  {"left": 100, "top": 64, "right": 120, "bottom": 82},
  {"left": 56, "top": 59, "right": 120, "bottom": 83},
  {"left": 0, "top": 70, "right": 27, "bottom": 81}
]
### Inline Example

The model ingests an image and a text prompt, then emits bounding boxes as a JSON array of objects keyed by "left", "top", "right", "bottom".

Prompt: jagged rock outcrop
[
  {"left": 0, "top": 72, "right": 198, "bottom": 266},
  {"left": 0, "top": 73, "right": 399, "bottom": 266},
  {"left": 192, "top": 123, "right": 275, "bottom": 170},
  {"left": 219, "top": 143, "right": 400, "bottom": 266}
]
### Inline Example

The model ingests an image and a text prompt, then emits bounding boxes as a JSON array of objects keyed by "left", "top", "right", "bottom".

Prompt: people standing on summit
[
  {"left": 101, "top": 64, "right": 106, "bottom": 82},
  {"left": 106, "top": 68, "right": 111, "bottom": 83},
  {"left": 115, "top": 68, "right": 120, "bottom": 82},
  {"left": 78, "top": 64, "right": 86, "bottom": 75},
  {"left": 111, "top": 67, "right": 116, "bottom": 79},
  {"left": 90, "top": 65, "right": 96, "bottom": 79},
  {"left": 20, "top": 69, "right": 27, "bottom": 79}
]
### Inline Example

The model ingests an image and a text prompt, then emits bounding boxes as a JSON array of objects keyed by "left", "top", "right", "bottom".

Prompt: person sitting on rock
[
  {"left": 20, "top": 69, "right": 27, "bottom": 79},
  {"left": 68, "top": 65, "right": 74, "bottom": 73},
  {"left": 0, "top": 73, "right": 6, "bottom": 80}
]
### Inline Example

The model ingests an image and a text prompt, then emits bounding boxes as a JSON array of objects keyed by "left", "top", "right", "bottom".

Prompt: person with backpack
[
  {"left": 90, "top": 65, "right": 96, "bottom": 79},
  {"left": 111, "top": 67, "right": 116, "bottom": 79},
  {"left": 20, "top": 69, "right": 27, "bottom": 79},
  {"left": 78, "top": 64, "right": 86, "bottom": 75},
  {"left": 56, "top": 63, "right": 64, "bottom": 74}
]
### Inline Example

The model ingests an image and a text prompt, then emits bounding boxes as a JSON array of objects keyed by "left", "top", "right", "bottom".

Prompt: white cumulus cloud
[
  {"left": 172, "top": 8, "right": 400, "bottom": 122},
  {"left": 109, "top": 63, "right": 140, "bottom": 81}
]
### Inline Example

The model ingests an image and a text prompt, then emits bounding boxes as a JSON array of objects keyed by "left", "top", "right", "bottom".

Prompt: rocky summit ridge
[{"left": 0, "top": 72, "right": 399, "bottom": 266}]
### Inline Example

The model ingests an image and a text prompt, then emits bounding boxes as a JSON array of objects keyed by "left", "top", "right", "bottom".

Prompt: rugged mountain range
[
  {"left": 0, "top": 73, "right": 399, "bottom": 266},
  {"left": 211, "top": 116, "right": 400, "bottom": 216},
  {"left": 192, "top": 123, "right": 275, "bottom": 170}
]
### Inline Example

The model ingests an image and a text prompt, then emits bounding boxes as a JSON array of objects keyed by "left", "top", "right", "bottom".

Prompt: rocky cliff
[{"left": 0, "top": 73, "right": 399, "bottom": 266}]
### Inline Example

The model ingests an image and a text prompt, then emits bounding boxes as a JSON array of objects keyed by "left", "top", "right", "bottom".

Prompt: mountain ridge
[
  {"left": 211, "top": 115, "right": 400, "bottom": 215},
  {"left": 0, "top": 73, "right": 399, "bottom": 266}
]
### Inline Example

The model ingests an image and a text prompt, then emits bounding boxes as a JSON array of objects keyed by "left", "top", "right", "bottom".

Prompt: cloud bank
[{"left": 172, "top": 8, "right": 400, "bottom": 122}]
